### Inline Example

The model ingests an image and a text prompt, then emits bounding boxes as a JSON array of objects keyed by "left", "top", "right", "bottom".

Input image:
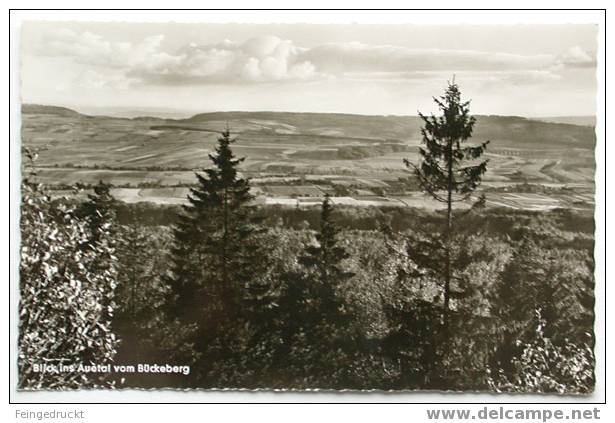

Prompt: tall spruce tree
[
  {"left": 404, "top": 81, "right": 489, "bottom": 316},
  {"left": 277, "top": 195, "right": 358, "bottom": 388},
  {"left": 166, "top": 128, "right": 264, "bottom": 384},
  {"left": 299, "top": 195, "right": 354, "bottom": 305},
  {"left": 169, "top": 129, "right": 255, "bottom": 315}
]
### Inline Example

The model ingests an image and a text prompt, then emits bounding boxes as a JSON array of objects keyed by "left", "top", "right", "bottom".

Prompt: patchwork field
[{"left": 22, "top": 104, "right": 596, "bottom": 211}]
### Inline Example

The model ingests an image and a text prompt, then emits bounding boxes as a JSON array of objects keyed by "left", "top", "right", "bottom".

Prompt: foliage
[
  {"left": 111, "top": 224, "right": 191, "bottom": 385},
  {"left": 488, "top": 310, "right": 594, "bottom": 394},
  {"left": 19, "top": 163, "right": 119, "bottom": 389},
  {"left": 408, "top": 82, "right": 489, "bottom": 205},
  {"left": 488, "top": 238, "right": 594, "bottom": 382},
  {"left": 266, "top": 197, "right": 362, "bottom": 388},
  {"left": 77, "top": 180, "right": 116, "bottom": 246},
  {"left": 165, "top": 129, "right": 272, "bottom": 386},
  {"left": 405, "top": 81, "right": 489, "bottom": 314},
  {"left": 115, "top": 217, "right": 154, "bottom": 319},
  {"left": 381, "top": 230, "right": 504, "bottom": 390}
]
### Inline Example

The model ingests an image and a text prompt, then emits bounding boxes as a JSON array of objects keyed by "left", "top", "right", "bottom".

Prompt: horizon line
[{"left": 21, "top": 102, "right": 598, "bottom": 121}]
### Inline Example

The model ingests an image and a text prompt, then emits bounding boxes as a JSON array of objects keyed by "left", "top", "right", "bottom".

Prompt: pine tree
[
  {"left": 299, "top": 195, "right": 354, "bottom": 312},
  {"left": 405, "top": 81, "right": 489, "bottom": 316},
  {"left": 277, "top": 195, "right": 358, "bottom": 387},
  {"left": 166, "top": 129, "right": 264, "bottom": 384},
  {"left": 168, "top": 129, "right": 255, "bottom": 314}
]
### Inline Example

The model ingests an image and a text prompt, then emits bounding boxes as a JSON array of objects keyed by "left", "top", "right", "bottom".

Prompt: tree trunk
[
  {"left": 222, "top": 186, "right": 229, "bottom": 287},
  {"left": 444, "top": 138, "right": 454, "bottom": 319}
]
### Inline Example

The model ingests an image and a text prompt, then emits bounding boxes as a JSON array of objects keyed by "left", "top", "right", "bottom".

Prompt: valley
[{"left": 22, "top": 104, "right": 596, "bottom": 211}]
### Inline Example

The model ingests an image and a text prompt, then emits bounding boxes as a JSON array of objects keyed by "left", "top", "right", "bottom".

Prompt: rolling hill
[{"left": 20, "top": 104, "right": 596, "bottom": 204}]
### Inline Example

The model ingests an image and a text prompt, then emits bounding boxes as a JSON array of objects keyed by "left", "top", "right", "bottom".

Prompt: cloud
[
  {"left": 72, "top": 69, "right": 138, "bottom": 90},
  {"left": 41, "top": 28, "right": 177, "bottom": 70},
  {"left": 502, "top": 70, "right": 563, "bottom": 85},
  {"left": 553, "top": 46, "right": 597, "bottom": 69},
  {"left": 130, "top": 35, "right": 319, "bottom": 84},
  {"left": 37, "top": 30, "right": 595, "bottom": 87},
  {"left": 297, "top": 42, "right": 554, "bottom": 73}
]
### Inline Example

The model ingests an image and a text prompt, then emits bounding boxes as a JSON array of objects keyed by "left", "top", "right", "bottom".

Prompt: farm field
[
  {"left": 46, "top": 186, "right": 594, "bottom": 213},
  {"left": 22, "top": 105, "right": 596, "bottom": 211}
]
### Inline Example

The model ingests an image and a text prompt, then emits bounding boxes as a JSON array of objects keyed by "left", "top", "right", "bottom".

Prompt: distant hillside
[
  {"left": 535, "top": 116, "right": 596, "bottom": 127},
  {"left": 77, "top": 106, "right": 197, "bottom": 119},
  {"left": 472, "top": 115, "right": 595, "bottom": 149},
  {"left": 22, "top": 104, "right": 596, "bottom": 150},
  {"left": 21, "top": 103, "right": 596, "bottom": 190},
  {"left": 21, "top": 104, "right": 82, "bottom": 117},
  {"left": 180, "top": 111, "right": 596, "bottom": 149}
]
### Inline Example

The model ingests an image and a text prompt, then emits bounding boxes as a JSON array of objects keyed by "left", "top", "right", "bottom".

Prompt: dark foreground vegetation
[{"left": 18, "top": 84, "right": 595, "bottom": 392}]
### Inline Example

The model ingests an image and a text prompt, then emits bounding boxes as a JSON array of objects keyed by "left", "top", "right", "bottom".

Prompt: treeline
[
  {"left": 92, "top": 199, "right": 595, "bottom": 235},
  {"left": 44, "top": 162, "right": 195, "bottom": 172},
  {"left": 290, "top": 143, "right": 411, "bottom": 160}
]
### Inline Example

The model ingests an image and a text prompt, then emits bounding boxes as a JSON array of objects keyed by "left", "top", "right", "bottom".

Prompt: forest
[{"left": 18, "top": 83, "right": 595, "bottom": 392}]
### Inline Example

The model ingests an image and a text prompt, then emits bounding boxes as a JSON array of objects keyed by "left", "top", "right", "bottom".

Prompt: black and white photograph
[{"left": 12, "top": 11, "right": 603, "bottom": 399}]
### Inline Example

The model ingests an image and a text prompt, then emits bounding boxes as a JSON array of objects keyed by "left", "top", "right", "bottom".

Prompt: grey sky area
[{"left": 21, "top": 22, "right": 598, "bottom": 117}]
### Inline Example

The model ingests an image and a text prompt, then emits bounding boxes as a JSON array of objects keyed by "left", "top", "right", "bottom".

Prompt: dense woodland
[{"left": 18, "top": 84, "right": 595, "bottom": 392}]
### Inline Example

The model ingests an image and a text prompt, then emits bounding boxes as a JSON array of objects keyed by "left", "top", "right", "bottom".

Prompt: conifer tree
[
  {"left": 405, "top": 81, "right": 489, "bottom": 316},
  {"left": 299, "top": 195, "right": 354, "bottom": 312},
  {"left": 169, "top": 130, "right": 253, "bottom": 310},
  {"left": 277, "top": 195, "right": 358, "bottom": 387},
  {"left": 166, "top": 129, "right": 265, "bottom": 384}
]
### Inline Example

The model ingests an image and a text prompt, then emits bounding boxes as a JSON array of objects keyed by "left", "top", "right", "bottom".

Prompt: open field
[
  {"left": 47, "top": 186, "right": 594, "bottom": 213},
  {"left": 23, "top": 105, "right": 595, "bottom": 211}
]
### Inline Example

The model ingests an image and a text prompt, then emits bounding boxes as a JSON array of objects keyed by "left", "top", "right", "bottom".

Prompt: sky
[{"left": 20, "top": 22, "right": 598, "bottom": 117}]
